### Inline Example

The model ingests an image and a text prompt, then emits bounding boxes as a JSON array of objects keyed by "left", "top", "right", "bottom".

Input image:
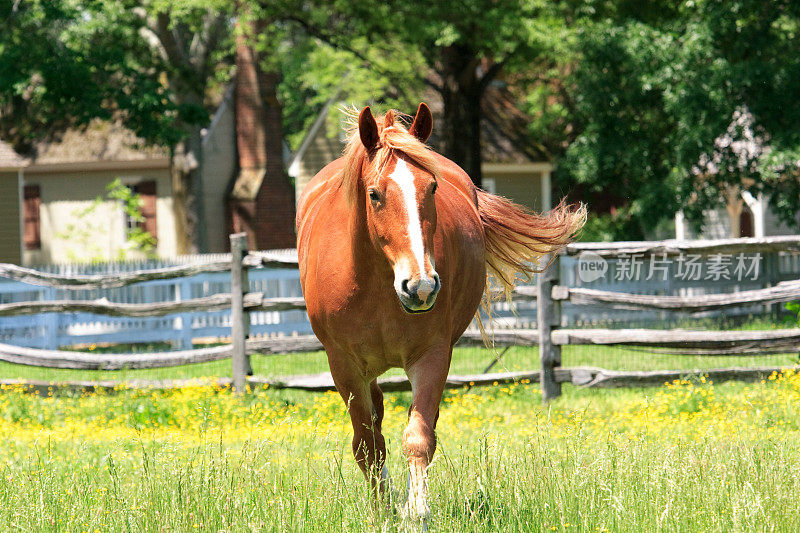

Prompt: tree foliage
[
  {"left": 274, "top": 23, "right": 427, "bottom": 151},
  {"left": 562, "top": 0, "right": 800, "bottom": 237},
  {"left": 1, "top": 0, "right": 114, "bottom": 150},
  {"left": 3, "top": 0, "right": 800, "bottom": 243},
  {"left": 1, "top": 0, "right": 237, "bottom": 251},
  {"left": 258, "top": 0, "right": 571, "bottom": 186},
  {"left": 0, "top": 0, "right": 233, "bottom": 151}
]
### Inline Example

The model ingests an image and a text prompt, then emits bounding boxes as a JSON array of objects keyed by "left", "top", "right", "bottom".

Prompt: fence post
[
  {"left": 765, "top": 252, "right": 781, "bottom": 320},
  {"left": 538, "top": 252, "right": 562, "bottom": 403},
  {"left": 230, "top": 233, "right": 252, "bottom": 393}
]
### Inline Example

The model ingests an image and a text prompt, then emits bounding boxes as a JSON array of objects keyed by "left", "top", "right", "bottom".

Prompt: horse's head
[{"left": 356, "top": 103, "right": 441, "bottom": 313}]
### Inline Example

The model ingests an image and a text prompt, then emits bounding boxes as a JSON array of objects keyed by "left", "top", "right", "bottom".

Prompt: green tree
[
  {"left": 0, "top": 1, "right": 115, "bottom": 151},
  {"left": 130, "top": 0, "right": 234, "bottom": 252},
  {"left": 259, "top": 0, "right": 571, "bottom": 187},
  {"left": 1, "top": 0, "right": 235, "bottom": 252},
  {"left": 561, "top": 0, "right": 800, "bottom": 238},
  {"left": 276, "top": 28, "right": 427, "bottom": 152}
]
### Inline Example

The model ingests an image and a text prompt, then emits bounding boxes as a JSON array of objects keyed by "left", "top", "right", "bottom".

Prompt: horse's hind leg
[
  {"left": 402, "top": 346, "right": 451, "bottom": 525},
  {"left": 328, "top": 357, "right": 388, "bottom": 491},
  {"left": 345, "top": 382, "right": 387, "bottom": 487},
  {"left": 369, "top": 379, "right": 394, "bottom": 495}
]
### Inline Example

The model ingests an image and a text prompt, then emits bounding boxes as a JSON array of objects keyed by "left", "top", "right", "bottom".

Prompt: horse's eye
[
  {"left": 369, "top": 189, "right": 380, "bottom": 203},
  {"left": 431, "top": 182, "right": 437, "bottom": 194}
]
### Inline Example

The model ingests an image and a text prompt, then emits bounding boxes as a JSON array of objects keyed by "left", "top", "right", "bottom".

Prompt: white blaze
[{"left": 388, "top": 159, "right": 427, "bottom": 280}]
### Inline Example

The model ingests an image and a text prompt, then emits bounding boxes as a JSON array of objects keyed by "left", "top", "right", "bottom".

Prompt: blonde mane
[{"left": 338, "top": 107, "right": 441, "bottom": 204}]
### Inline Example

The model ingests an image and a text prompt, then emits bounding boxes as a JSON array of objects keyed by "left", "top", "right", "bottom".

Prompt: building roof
[
  {"left": 0, "top": 140, "right": 28, "bottom": 170},
  {"left": 1, "top": 119, "right": 170, "bottom": 172},
  {"left": 289, "top": 82, "right": 550, "bottom": 171},
  {"left": 28, "top": 120, "right": 169, "bottom": 165},
  {"left": 287, "top": 94, "right": 338, "bottom": 178},
  {"left": 424, "top": 83, "right": 549, "bottom": 164}
]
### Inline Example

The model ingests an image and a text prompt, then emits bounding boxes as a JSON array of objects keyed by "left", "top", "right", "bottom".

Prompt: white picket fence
[
  {"left": 1, "top": 249, "right": 799, "bottom": 350},
  {"left": 0, "top": 250, "right": 312, "bottom": 349}
]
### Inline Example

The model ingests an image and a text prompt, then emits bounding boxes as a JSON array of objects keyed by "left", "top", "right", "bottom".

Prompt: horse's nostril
[
  {"left": 401, "top": 279, "right": 412, "bottom": 297},
  {"left": 432, "top": 274, "right": 441, "bottom": 293}
]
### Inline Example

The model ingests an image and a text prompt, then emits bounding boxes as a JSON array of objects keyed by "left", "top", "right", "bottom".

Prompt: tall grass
[{"left": 0, "top": 370, "right": 799, "bottom": 531}]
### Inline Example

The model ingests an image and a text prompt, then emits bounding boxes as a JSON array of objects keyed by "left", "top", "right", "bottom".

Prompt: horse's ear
[
  {"left": 409, "top": 102, "right": 433, "bottom": 143},
  {"left": 383, "top": 109, "right": 395, "bottom": 128},
  {"left": 359, "top": 106, "right": 379, "bottom": 151}
]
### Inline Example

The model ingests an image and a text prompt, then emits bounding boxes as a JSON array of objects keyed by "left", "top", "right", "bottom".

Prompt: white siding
[
  {"left": 22, "top": 168, "right": 177, "bottom": 264},
  {"left": 200, "top": 89, "right": 237, "bottom": 252},
  {"left": 685, "top": 196, "right": 799, "bottom": 240},
  {"left": 763, "top": 201, "right": 800, "bottom": 236},
  {"left": 0, "top": 171, "right": 21, "bottom": 263}
]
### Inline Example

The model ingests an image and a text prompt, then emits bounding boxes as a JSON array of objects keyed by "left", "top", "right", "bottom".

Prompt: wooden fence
[
  {"left": 0, "top": 234, "right": 489, "bottom": 393},
  {"left": 0, "top": 234, "right": 799, "bottom": 398},
  {"left": 4, "top": 237, "right": 799, "bottom": 348},
  {"left": 537, "top": 236, "right": 800, "bottom": 401},
  {"left": 0, "top": 234, "right": 310, "bottom": 392}
]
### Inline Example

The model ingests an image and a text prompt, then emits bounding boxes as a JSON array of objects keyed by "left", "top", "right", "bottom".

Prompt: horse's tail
[{"left": 477, "top": 189, "right": 586, "bottom": 302}]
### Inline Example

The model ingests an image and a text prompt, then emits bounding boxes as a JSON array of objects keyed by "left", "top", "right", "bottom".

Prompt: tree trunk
[
  {"left": 169, "top": 131, "right": 205, "bottom": 254},
  {"left": 438, "top": 45, "right": 484, "bottom": 188},
  {"left": 187, "top": 127, "right": 206, "bottom": 251},
  {"left": 169, "top": 90, "right": 205, "bottom": 255},
  {"left": 724, "top": 185, "right": 743, "bottom": 239},
  {"left": 170, "top": 143, "right": 191, "bottom": 255}
]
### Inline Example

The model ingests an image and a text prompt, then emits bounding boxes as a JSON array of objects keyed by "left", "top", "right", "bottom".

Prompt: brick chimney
[{"left": 227, "top": 15, "right": 296, "bottom": 251}]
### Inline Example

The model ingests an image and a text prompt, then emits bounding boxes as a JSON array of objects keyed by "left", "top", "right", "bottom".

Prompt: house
[
  {"left": 0, "top": 142, "right": 27, "bottom": 264},
  {"left": 675, "top": 107, "right": 800, "bottom": 239},
  {"left": 0, "top": 123, "right": 182, "bottom": 265},
  {"left": 673, "top": 191, "right": 800, "bottom": 240},
  {"left": 0, "top": 40, "right": 297, "bottom": 265},
  {"left": 288, "top": 86, "right": 554, "bottom": 213}
]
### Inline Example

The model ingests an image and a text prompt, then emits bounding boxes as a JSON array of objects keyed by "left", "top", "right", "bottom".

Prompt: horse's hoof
[{"left": 400, "top": 502, "right": 430, "bottom": 531}]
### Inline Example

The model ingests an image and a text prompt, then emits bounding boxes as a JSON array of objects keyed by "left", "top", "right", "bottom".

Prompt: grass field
[{"left": 1, "top": 343, "right": 800, "bottom": 532}]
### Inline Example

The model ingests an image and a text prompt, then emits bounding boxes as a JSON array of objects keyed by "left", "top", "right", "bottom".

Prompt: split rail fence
[
  {"left": 537, "top": 235, "right": 800, "bottom": 401},
  {"left": 0, "top": 234, "right": 799, "bottom": 400}
]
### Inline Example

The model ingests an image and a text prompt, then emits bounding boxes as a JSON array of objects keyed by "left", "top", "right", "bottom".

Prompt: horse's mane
[{"left": 338, "top": 107, "right": 441, "bottom": 204}]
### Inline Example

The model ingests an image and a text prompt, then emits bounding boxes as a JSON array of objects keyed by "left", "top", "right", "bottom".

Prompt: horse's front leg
[{"left": 402, "top": 346, "right": 451, "bottom": 525}]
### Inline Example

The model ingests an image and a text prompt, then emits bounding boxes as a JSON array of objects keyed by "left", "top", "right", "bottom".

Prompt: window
[
  {"left": 124, "top": 181, "right": 157, "bottom": 241},
  {"left": 23, "top": 185, "right": 41, "bottom": 250},
  {"left": 739, "top": 206, "right": 754, "bottom": 238}
]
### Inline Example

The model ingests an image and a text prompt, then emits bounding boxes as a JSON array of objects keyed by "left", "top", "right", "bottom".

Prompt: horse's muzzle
[{"left": 397, "top": 274, "right": 440, "bottom": 313}]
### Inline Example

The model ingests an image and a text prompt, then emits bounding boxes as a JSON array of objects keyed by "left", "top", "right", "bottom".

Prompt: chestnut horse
[{"left": 296, "top": 103, "right": 584, "bottom": 521}]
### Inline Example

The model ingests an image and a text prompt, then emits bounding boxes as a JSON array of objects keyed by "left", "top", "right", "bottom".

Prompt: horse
[{"left": 296, "top": 103, "right": 585, "bottom": 522}]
